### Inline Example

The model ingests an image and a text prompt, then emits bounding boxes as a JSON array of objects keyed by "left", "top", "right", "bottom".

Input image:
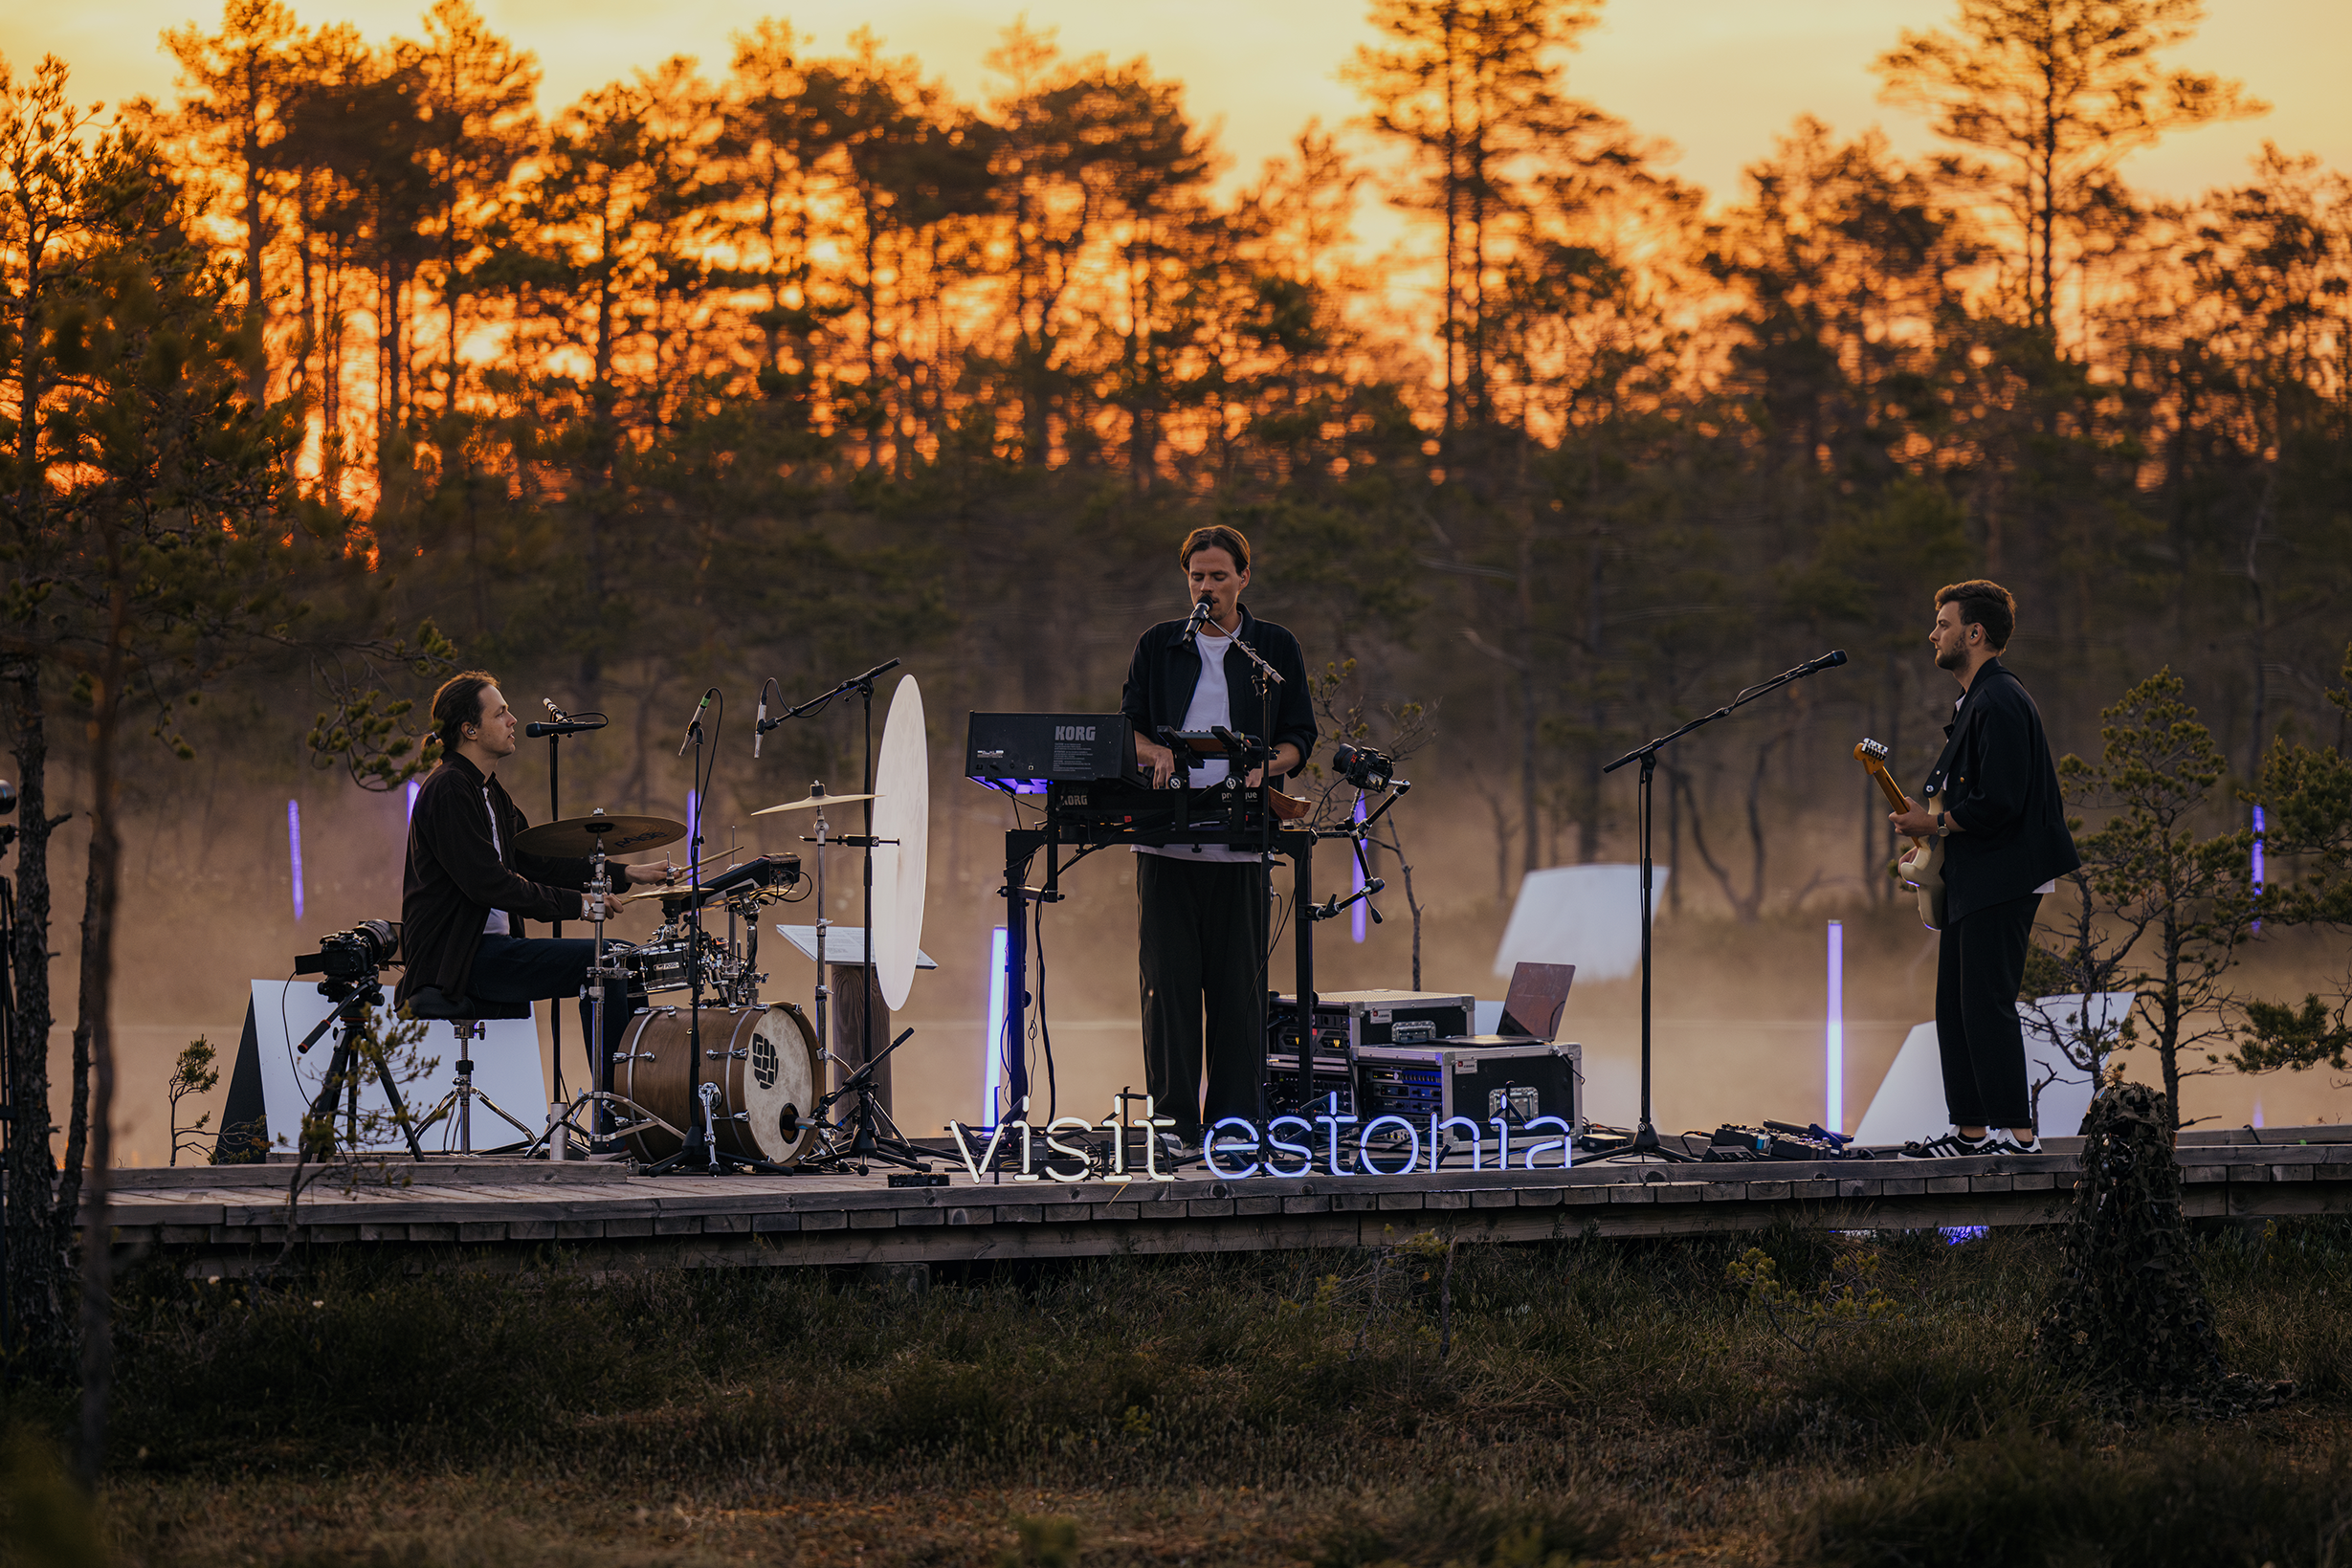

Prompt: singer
[
  {"left": 1886, "top": 583, "right": 2079, "bottom": 1159},
  {"left": 1119, "top": 525, "right": 1316, "bottom": 1156},
  {"left": 397, "top": 673, "right": 677, "bottom": 1065}
]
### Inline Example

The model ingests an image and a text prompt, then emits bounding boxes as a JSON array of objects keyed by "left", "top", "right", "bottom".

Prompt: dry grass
[{"left": 6, "top": 1218, "right": 2352, "bottom": 1566}]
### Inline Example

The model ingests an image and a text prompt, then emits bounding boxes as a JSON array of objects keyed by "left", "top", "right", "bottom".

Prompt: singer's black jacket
[
  {"left": 1922, "top": 657, "right": 2080, "bottom": 925},
  {"left": 1121, "top": 603, "right": 1317, "bottom": 778},
  {"left": 395, "top": 751, "right": 637, "bottom": 1010}
]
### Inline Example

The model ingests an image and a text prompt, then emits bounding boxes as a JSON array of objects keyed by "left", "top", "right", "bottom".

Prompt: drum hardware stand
[
  {"left": 644, "top": 701, "right": 732, "bottom": 1175},
  {"left": 755, "top": 657, "right": 903, "bottom": 1147},
  {"left": 296, "top": 982, "right": 426, "bottom": 1162},
  {"left": 805, "top": 1027, "right": 927, "bottom": 1173},
  {"left": 1590, "top": 651, "right": 1847, "bottom": 1163},
  {"left": 526, "top": 701, "right": 615, "bottom": 1152}
]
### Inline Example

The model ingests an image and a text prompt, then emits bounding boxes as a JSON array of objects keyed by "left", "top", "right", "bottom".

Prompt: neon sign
[{"left": 946, "top": 1093, "right": 1571, "bottom": 1182}]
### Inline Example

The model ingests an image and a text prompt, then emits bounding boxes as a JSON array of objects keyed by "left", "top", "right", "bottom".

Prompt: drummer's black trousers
[
  {"left": 471, "top": 934, "right": 644, "bottom": 1090},
  {"left": 1137, "top": 854, "right": 1268, "bottom": 1141}
]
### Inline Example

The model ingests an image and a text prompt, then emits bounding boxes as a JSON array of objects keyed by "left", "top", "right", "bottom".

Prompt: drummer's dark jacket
[
  {"left": 1922, "top": 656, "right": 2080, "bottom": 926},
  {"left": 1121, "top": 602, "right": 1317, "bottom": 780},
  {"left": 395, "top": 752, "right": 637, "bottom": 1011}
]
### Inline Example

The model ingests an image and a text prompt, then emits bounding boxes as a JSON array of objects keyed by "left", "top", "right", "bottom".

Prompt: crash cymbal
[
  {"left": 514, "top": 811, "right": 686, "bottom": 858},
  {"left": 752, "top": 789, "right": 881, "bottom": 816}
]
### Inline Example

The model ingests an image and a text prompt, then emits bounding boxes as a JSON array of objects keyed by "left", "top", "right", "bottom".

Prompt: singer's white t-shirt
[{"left": 1138, "top": 628, "right": 1262, "bottom": 864}]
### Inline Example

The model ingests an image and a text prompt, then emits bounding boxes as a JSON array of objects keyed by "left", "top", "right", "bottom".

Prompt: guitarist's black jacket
[{"left": 1923, "top": 656, "right": 2081, "bottom": 924}]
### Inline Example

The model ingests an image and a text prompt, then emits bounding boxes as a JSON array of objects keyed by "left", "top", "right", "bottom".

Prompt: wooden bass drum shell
[{"left": 613, "top": 1003, "right": 821, "bottom": 1167}]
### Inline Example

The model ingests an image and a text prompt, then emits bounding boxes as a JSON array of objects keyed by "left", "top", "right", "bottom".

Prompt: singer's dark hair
[
  {"left": 432, "top": 671, "right": 500, "bottom": 753},
  {"left": 1934, "top": 580, "right": 2015, "bottom": 651},
  {"left": 1179, "top": 524, "right": 1251, "bottom": 573}
]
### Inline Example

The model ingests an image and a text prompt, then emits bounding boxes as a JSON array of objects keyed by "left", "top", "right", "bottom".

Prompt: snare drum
[
  {"left": 626, "top": 938, "right": 713, "bottom": 996},
  {"left": 610, "top": 1003, "right": 821, "bottom": 1166}
]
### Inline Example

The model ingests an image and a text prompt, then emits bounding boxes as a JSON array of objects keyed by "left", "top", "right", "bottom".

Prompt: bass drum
[{"left": 612, "top": 1002, "right": 822, "bottom": 1167}]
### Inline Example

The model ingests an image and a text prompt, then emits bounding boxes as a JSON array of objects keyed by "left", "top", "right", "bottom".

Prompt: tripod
[
  {"left": 298, "top": 981, "right": 426, "bottom": 1162},
  {"left": 1588, "top": 651, "right": 1849, "bottom": 1162}
]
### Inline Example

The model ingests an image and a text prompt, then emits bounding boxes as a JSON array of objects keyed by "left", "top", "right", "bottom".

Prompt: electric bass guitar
[{"left": 1855, "top": 738, "right": 1945, "bottom": 930}]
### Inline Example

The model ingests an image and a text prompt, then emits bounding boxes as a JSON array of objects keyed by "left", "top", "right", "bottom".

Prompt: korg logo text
[{"left": 1054, "top": 725, "right": 1097, "bottom": 741}]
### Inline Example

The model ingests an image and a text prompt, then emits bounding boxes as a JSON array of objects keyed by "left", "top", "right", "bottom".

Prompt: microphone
[
  {"left": 526, "top": 700, "right": 607, "bottom": 740},
  {"left": 676, "top": 690, "right": 712, "bottom": 757},
  {"left": 848, "top": 658, "right": 901, "bottom": 687},
  {"left": 1181, "top": 596, "right": 1213, "bottom": 648},
  {"left": 754, "top": 692, "right": 767, "bottom": 759},
  {"left": 1802, "top": 649, "right": 1850, "bottom": 674}
]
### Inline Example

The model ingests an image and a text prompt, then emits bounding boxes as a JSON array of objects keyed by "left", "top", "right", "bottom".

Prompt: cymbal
[
  {"left": 514, "top": 812, "right": 687, "bottom": 858},
  {"left": 752, "top": 790, "right": 881, "bottom": 816}
]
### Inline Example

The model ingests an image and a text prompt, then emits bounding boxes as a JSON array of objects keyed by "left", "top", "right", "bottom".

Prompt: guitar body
[{"left": 1855, "top": 739, "right": 1946, "bottom": 931}]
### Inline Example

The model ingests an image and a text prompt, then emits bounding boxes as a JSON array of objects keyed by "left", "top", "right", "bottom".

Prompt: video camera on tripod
[
  {"left": 290, "top": 918, "right": 426, "bottom": 1159},
  {"left": 296, "top": 918, "right": 399, "bottom": 987},
  {"left": 294, "top": 918, "right": 400, "bottom": 1053}
]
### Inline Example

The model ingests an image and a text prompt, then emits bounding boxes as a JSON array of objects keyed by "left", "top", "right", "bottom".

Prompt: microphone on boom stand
[
  {"left": 526, "top": 698, "right": 609, "bottom": 739},
  {"left": 1181, "top": 595, "right": 1214, "bottom": 648}
]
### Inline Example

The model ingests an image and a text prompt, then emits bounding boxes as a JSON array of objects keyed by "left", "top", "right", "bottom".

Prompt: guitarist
[{"left": 1889, "top": 581, "right": 2080, "bottom": 1158}]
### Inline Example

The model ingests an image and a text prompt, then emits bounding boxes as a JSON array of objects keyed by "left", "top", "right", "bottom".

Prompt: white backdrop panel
[
  {"left": 1493, "top": 864, "right": 1666, "bottom": 983},
  {"left": 250, "top": 981, "right": 545, "bottom": 1154}
]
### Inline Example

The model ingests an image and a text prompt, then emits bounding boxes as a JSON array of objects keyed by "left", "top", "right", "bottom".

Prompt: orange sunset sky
[{"left": 6, "top": 0, "right": 2346, "bottom": 227}]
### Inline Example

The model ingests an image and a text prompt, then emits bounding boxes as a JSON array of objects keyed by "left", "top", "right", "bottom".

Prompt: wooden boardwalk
[{"left": 98, "top": 1127, "right": 2352, "bottom": 1276}]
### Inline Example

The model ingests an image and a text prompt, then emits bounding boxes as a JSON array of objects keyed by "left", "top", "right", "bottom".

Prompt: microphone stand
[
  {"left": 756, "top": 659, "right": 926, "bottom": 1173},
  {"left": 1588, "top": 653, "right": 1848, "bottom": 1163}
]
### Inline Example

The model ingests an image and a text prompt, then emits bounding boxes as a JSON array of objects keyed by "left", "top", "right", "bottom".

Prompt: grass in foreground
[{"left": 3, "top": 1217, "right": 2351, "bottom": 1565}]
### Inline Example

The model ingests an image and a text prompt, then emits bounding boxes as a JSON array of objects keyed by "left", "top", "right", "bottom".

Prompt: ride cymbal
[{"left": 514, "top": 812, "right": 686, "bottom": 858}]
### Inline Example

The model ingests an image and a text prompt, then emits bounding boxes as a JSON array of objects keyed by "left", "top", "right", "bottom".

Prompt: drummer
[{"left": 395, "top": 673, "right": 677, "bottom": 1070}]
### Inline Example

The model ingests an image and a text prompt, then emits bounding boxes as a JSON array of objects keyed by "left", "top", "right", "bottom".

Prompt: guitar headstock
[{"left": 1855, "top": 738, "right": 1890, "bottom": 763}]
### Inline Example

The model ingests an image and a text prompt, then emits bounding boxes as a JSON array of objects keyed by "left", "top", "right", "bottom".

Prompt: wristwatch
[{"left": 1935, "top": 810, "right": 1949, "bottom": 837}]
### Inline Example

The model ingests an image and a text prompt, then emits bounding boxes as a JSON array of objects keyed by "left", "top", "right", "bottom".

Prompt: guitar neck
[{"left": 1862, "top": 761, "right": 1913, "bottom": 815}]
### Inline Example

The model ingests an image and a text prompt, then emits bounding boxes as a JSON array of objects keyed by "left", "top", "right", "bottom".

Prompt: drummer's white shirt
[{"left": 1137, "top": 627, "right": 1262, "bottom": 865}]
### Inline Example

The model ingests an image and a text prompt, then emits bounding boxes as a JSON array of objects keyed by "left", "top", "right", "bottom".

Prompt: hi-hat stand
[{"left": 1587, "top": 650, "right": 1850, "bottom": 1163}]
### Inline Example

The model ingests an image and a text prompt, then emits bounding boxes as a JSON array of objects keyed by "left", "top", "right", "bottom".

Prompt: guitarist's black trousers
[{"left": 1935, "top": 892, "right": 2042, "bottom": 1130}]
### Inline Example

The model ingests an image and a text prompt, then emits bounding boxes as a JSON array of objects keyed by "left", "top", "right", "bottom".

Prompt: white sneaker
[{"left": 1988, "top": 1130, "right": 2044, "bottom": 1155}]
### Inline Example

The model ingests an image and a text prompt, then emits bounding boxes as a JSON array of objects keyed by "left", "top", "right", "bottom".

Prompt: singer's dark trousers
[
  {"left": 1137, "top": 854, "right": 1268, "bottom": 1141},
  {"left": 1934, "top": 893, "right": 2041, "bottom": 1131}
]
